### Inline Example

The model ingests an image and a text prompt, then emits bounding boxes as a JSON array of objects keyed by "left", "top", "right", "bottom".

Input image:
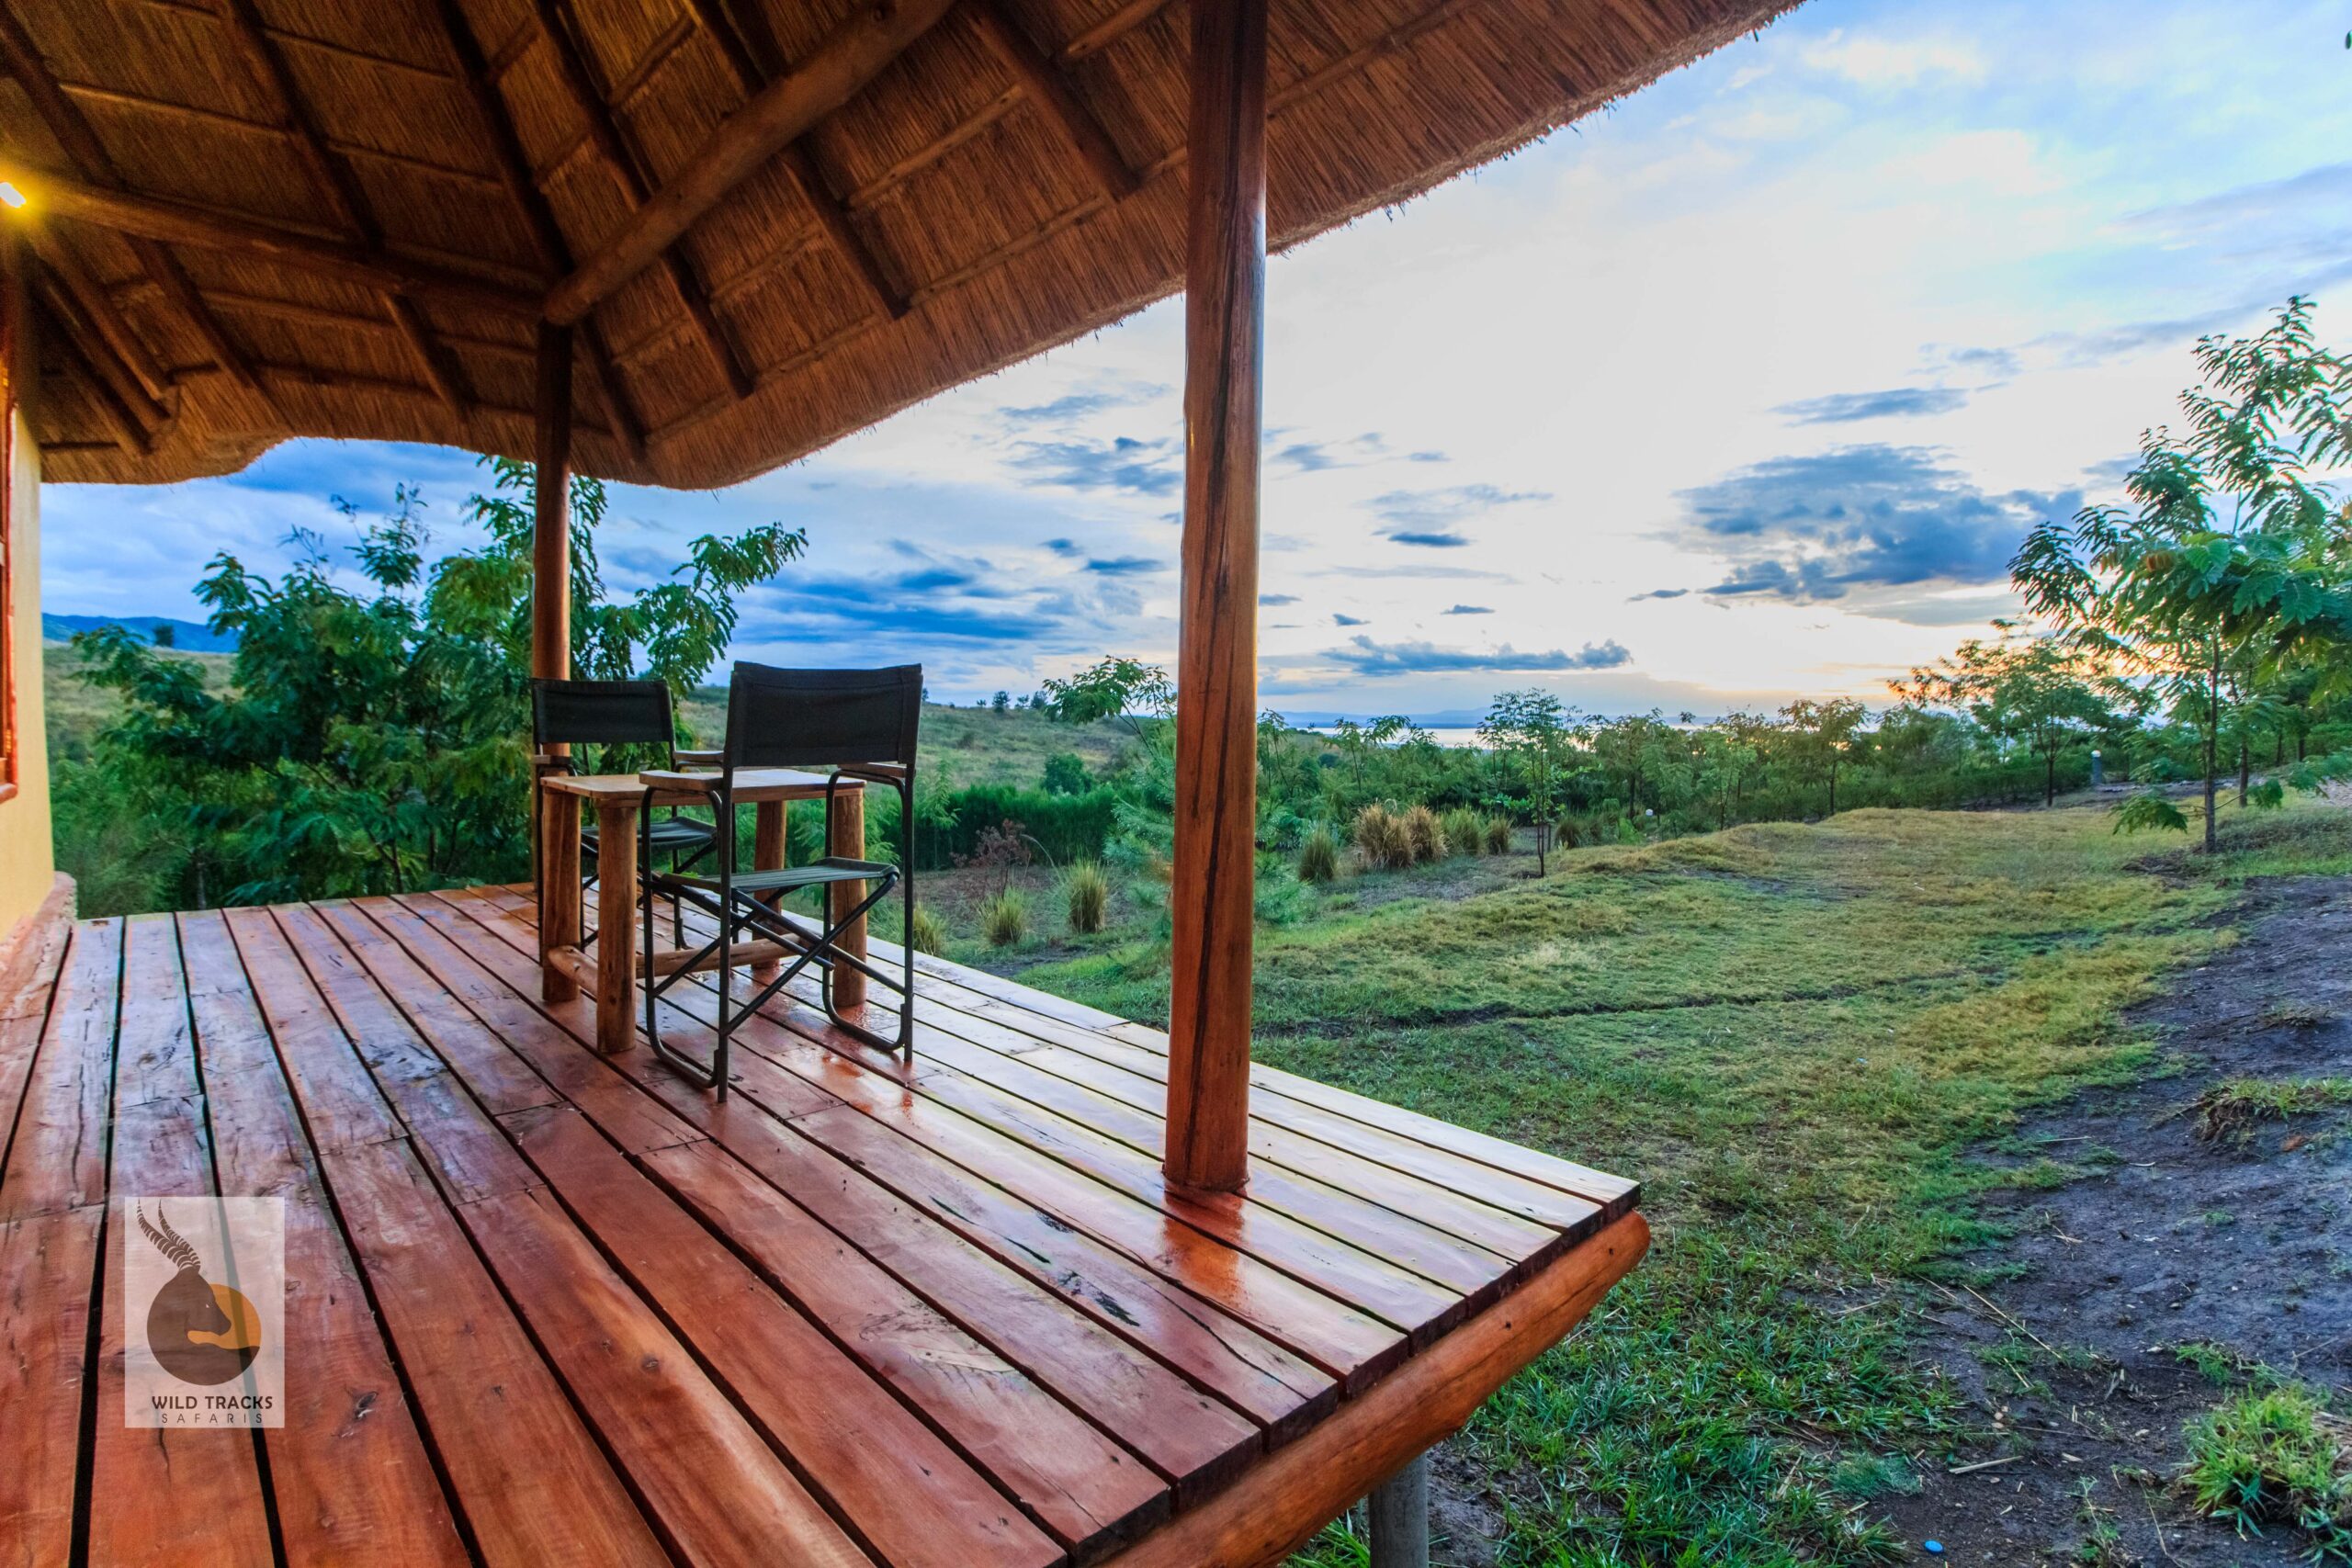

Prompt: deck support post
[
  {"left": 1164, "top": 0, "right": 1265, "bottom": 1196},
  {"left": 531, "top": 320, "right": 574, "bottom": 977},
  {"left": 1367, "top": 1450, "right": 1430, "bottom": 1568}
]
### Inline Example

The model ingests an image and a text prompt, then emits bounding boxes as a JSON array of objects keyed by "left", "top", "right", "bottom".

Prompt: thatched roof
[{"left": 3, "top": 0, "right": 1792, "bottom": 490}]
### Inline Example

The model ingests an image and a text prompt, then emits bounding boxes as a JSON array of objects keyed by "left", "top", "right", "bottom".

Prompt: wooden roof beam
[
  {"left": 970, "top": 0, "right": 1137, "bottom": 200},
  {"left": 23, "top": 231, "right": 169, "bottom": 402},
  {"left": 211, "top": 0, "right": 471, "bottom": 429},
  {"left": 528, "top": 0, "right": 752, "bottom": 400},
  {"left": 0, "top": 0, "right": 267, "bottom": 402},
  {"left": 683, "top": 0, "right": 908, "bottom": 323},
  {"left": 49, "top": 308, "right": 151, "bottom": 455},
  {"left": 424, "top": 0, "right": 644, "bottom": 463},
  {"left": 39, "top": 275, "right": 162, "bottom": 446},
  {"left": 687, "top": 1, "right": 907, "bottom": 321},
  {"left": 545, "top": 0, "right": 956, "bottom": 327},
  {"left": 0, "top": 166, "right": 544, "bottom": 316}
]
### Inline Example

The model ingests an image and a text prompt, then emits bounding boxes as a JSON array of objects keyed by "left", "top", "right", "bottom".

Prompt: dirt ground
[{"left": 1885, "top": 874, "right": 2352, "bottom": 1565}]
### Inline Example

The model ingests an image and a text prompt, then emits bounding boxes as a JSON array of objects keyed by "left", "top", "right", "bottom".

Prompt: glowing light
[{"left": 0, "top": 183, "right": 24, "bottom": 210}]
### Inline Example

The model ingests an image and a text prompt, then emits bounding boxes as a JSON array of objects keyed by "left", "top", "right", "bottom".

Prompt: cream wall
[{"left": 0, "top": 409, "right": 54, "bottom": 936}]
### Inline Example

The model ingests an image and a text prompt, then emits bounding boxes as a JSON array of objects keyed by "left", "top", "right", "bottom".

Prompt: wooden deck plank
[
  {"left": 320, "top": 1135, "right": 673, "bottom": 1568},
  {"left": 178, "top": 911, "right": 473, "bottom": 1568},
  {"left": 356, "top": 896, "right": 1268, "bottom": 1500},
  {"left": 505, "top": 1103, "right": 1075, "bottom": 1568},
  {"left": 0, "top": 918, "right": 122, "bottom": 1221},
  {"left": 396, "top": 893, "right": 1337, "bottom": 1439},
  {"left": 0, "top": 1205, "right": 102, "bottom": 1568},
  {"left": 218, "top": 907, "right": 863, "bottom": 1568},
  {"left": 90, "top": 915, "right": 277, "bottom": 1568}
]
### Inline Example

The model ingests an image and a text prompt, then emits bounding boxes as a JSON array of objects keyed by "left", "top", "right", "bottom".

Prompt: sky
[{"left": 41, "top": 0, "right": 2352, "bottom": 720}]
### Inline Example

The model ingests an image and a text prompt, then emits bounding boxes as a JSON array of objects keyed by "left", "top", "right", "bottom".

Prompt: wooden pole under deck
[
  {"left": 533, "top": 321, "right": 577, "bottom": 1001},
  {"left": 1164, "top": 0, "right": 1266, "bottom": 1194}
]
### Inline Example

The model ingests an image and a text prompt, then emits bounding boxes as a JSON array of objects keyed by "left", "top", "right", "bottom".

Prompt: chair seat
[
  {"left": 670, "top": 857, "right": 896, "bottom": 894},
  {"left": 586, "top": 816, "right": 716, "bottom": 851}
]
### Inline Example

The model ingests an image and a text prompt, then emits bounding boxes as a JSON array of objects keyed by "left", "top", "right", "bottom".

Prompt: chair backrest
[
  {"left": 722, "top": 663, "right": 922, "bottom": 771},
  {"left": 531, "top": 679, "right": 677, "bottom": 759}
]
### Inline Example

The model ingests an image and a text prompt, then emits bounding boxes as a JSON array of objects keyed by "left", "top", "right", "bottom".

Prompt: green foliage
[
  {"left": 1442, "top": 806, "right": 1484, "bottom": 856},
  {"left": 1484, "top": 815, "right": 1514, "bottom": 854},
  {"left": 1482, "top": 688, "right": 1575, "bottom": 874},
  {"left": 1039, "top": 656, "right": 1171, "bottom": 739},
  {"left": 1352, "top": 803, "right": 1412, "bottom": 872},
  {"left": 979, "top": 888, "right": 1030, "bottom": 948},
  {"left": 1040, "top": 751, "right": 1091, "bottom": 795},
  {"left": 2250, "top": 777, "right": 2287, "bottom": 809},
  {"left": 2111, "top": 790, "right": 2191, "bottom": 837},
  {"left": 67, "top": 468, "right": 801, "bottom": 906},
  {"left": 908, "top": 904, "right": 947, "bottom": 957},
  {"left": 2191, "top": 1076, "right": 2352, "bottom": 1144},
  {"left": 1894, "top": 619, "right": 2129, "bottom": 805},
  {"left": 2178, "top": 1384, "right": 2349, "bottom": 1554},
  {"left": 1296, "top": 823, "right": 1339, "bottom": 884},
  {"left": 1064, "top": 861, "right": 1109, "bottom": 934}
]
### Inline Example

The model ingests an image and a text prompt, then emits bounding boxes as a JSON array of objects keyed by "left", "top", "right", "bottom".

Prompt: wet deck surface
[{"left": 0, "top": 886, "right": 1636, "bottom": 1565}]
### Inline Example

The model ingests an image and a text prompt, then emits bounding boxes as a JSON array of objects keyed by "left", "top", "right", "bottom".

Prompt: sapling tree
[
  {"left": 1893, "top": 620, "right": 2124, "bottom": 805},
  {"left": 1480, "top": 688, "right": 1578, "bottom": 874}
]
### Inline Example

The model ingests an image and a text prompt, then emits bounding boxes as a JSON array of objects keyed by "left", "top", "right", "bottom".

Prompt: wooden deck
[{"left": 0, "top": 886, "right": 1644, "bottom": 1568}]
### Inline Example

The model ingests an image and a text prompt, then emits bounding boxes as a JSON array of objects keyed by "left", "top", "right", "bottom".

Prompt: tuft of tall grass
[
  {"left": 1065, "top": 861, "right": 1109, "bottom": 934},
  {"left": 980, "top": 889, "right": 1030, "bottom": 947},
  {"left": 2178, "top": 1383, "right": 2349, "bottom": 1554},
  {"left": 1483, "top": 815, "right": 1514, "bottom": 855},
  {"left": 1297, "top": 824, "right": 1340, "bottom": 884},
  {"left": 908, "top": 905, "right": 946, "bottom": 956},
  {"left": 1401, "top": 804, "right": 1444, "bottom": 864},
  {"left": 1442, "top": 807, "right": 1485, "bottom": 857},
  {"left": 1353, "top": 804, "right": 1413, "bottom": 871}
]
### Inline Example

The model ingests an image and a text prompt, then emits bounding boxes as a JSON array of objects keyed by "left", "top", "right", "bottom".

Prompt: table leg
[
  {"left": 594, "top": 800, "right": 637, "bottom": 1055},
  {"left": 752, "top": 800, "right": 786, "bottom": 984},
  {"left": 539, "top": 787, "right": 581, "bottom": 1005},
  {"left": 829, "top": 788, "right": 867, "bottom": 1010}
]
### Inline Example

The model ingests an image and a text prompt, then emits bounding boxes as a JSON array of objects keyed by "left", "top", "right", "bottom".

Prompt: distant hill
[{"left": 42, "top": 614, "right": 236, "bottom": 653}]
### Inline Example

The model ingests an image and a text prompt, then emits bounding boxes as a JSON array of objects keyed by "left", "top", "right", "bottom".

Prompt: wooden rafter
[
  {"left": 23, "top": 230, "right": 169, "bottom": 402},
  {"left": 0, "top": 167, "right": 543, "bottom": 316},
  {"left": 528, "top": 0, "right": 752, "bottom": 399},
  {"left": 544, "top": 0, "right": 956, "bottom": 327},
  {"left": 0, "top": 0, "right": 265, "bottom": 404},
  {"left": 39, "top": 274, "right": 161, "bottom": 450},
  {"left": 683, "top": 0, "right": 907, "bottom": 322},
  {"left": 48, "top": 309, "right": 150, "bottom": 454},
  {"left": 1057, "top": 0, "right": 1176, "bottom": 62},
  {"left": 424, "top": 0, "right": 644, "bottom": 462},
  {"left": 132, "top": 0, "right": 458, "bottom": 83},
  {"left": 211, "top": 0, "right": 470, "bottom": 427},
  {"left": 970, "top": 0, "right": 1137, "bottom": 200}
]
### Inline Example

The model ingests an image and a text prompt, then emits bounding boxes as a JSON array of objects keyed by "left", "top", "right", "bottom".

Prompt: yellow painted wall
[{"left": 0, "top": 408, "right": 53, "bottom": 936}]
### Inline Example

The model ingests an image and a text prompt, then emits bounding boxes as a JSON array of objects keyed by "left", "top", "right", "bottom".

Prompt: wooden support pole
[
  {"left": 1368, "top": 1452, "right": 1430, "bottom": 1568},
  {"left": 531, "top": 321, "right": 573, "bottom": 687},
  {"left": 1163, "top": 0, "right": 1265, "bottom": 1196}
]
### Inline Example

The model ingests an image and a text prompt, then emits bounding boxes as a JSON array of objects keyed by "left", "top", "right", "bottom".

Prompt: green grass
[
  {"left": 1007, "top": 801, "right": 2352, "bottom": 1564},
  {"left": 2191, "top": 1077, "right": 2352, "bottom": 1145},
  {"left": 2179, "top": 1384, "right": 2350, "bottom": 1556}
]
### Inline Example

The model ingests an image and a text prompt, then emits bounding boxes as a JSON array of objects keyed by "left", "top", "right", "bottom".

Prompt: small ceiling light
[{"left": 0, "top": 183, "right": 25, "bottom": 209}]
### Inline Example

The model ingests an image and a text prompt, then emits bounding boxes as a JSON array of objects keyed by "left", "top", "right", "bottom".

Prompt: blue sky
[{"left": 43, "top": 0, "right": 2352, "bottom": 717}]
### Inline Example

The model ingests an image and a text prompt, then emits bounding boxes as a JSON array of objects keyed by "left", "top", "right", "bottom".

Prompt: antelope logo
[{"left": 136, "top": 1202, "right": 264, "bottom": 1386}]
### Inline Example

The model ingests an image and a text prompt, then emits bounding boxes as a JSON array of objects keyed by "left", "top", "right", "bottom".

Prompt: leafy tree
[
  {"left": 1893, "top": 620, "right": 2123, "bottom": 805},
  {"left": 1480, "top": 689, "right": 1577, "bottom": 874},
  {"left": 1779, "top": 697, "right": 1866, "bottom": 816},
  {"left": 991, "top": 689, "right": 1011, "bottom": 715},
  {"left": 2015, "top": 299, "right": 2352, "bottom": 850},
  {"left": 1040, "top": 656, "right": 1173, "bottom": 739},
  {"left": 1041, "top": 751, "right": 1091, "bottom": 796},
  {"left": 74, "top": 465, "right": 803, "bottom": 905}
]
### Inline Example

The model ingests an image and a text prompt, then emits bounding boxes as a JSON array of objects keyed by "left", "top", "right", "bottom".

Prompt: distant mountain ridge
[{"left": 42, "top": 614, "right": 237, "bottom": 652}]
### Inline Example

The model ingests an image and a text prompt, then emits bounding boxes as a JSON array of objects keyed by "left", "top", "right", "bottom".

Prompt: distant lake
[{"left": 1304, "top": 726, "right": 1487, "bottom": 750}]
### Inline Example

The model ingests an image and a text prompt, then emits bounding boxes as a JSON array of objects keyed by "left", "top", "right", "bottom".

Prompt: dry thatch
[{"left": 2, "top": 0, "right": 1795, "bottom": 491}]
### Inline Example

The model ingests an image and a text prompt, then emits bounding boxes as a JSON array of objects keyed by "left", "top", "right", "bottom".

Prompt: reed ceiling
[{"left": 1, "top": 0, "right": 1792, "bottom": 489}]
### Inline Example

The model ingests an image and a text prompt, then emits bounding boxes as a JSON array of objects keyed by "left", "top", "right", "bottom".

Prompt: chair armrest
[
  {"left": 675, "top": 749, "right": 723, "bottom": 766},
  {"left": 639, "top": 769, "right": 723, "bottom": 793},
  {"left": 831, "top": 762, "right": 910, "bottom": 787}
]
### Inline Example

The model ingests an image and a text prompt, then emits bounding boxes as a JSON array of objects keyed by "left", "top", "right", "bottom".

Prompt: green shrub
[
  {"left": 1297, "top": 824, "right": 1340, "bottom": 884},
  {"left": 909, "top": 905, "right": 947, "bottom": 956},
  {"left": 1041, "top": 752, "right": 1091, "bottom": 796},
  {"left": 1353, "top": 804, "right": 1412, "bottom": 871},
  {"left": 1401, "top": 804, "right": 1444, "bottom": 863},
  {"left": 2249, "top": 778, "right": 2286, "bottom": 809},
  {"left": 2112, "top": 790, "right": 2190, "bottom": 836},
  {"left": 1442, "top": 807, "right": 1485, "bottom": 856},
  {"left": 1483, "top": 816, "right": 1513, "bottom": 855},
  {"left": 980, "top": 889, "right": 1030, "bottom": 947},
  {"left": 1065, "top": 861, "right": 1109, "bottom": 933}
]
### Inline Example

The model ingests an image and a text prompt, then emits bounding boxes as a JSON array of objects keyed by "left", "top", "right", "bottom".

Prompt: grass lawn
[{"left": 993, "top": 800, "right": 2352, "bottom": 1565}]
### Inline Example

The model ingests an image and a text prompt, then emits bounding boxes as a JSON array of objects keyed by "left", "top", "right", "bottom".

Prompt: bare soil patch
[{"left": 1886, "top": 876, "right": 2352, "bottom": 1565}]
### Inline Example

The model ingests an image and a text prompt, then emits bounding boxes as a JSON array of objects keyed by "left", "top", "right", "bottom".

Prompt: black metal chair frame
[
  {"left": 636, "top": 664, "right": 921, "bottom": 1100},
  {"left": 531, "top": 679, "right": 717, "bottom": 942}
]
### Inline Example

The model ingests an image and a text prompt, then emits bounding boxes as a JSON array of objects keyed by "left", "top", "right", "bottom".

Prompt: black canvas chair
[
  {"left": 637, "top": 663, "right": 921, "bottom": 1098},
  {"left": 530, "top": 679, "right": 718, "bottom": 905}
]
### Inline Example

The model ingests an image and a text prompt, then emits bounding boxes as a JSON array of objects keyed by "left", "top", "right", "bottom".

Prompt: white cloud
[{"left": 1800, "top": 28, "right": 1986, "bottom": 87}]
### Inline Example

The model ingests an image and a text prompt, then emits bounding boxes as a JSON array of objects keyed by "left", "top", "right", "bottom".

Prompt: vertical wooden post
[
  {"left": 532, "top": 321, "right": 573, "bottom": 687},
  {"left": 827, "top": 787, "right": 868, "bottom": 1010},
  {"left": 1368, "top": 1451, "right": 1431, "bottom": 1568},
  {"left": 1164, "top": 0, "right": 1265, "bottom": 1194},
  {"left": 531, "top": 321, "right": 574, "bottom": 992}
]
